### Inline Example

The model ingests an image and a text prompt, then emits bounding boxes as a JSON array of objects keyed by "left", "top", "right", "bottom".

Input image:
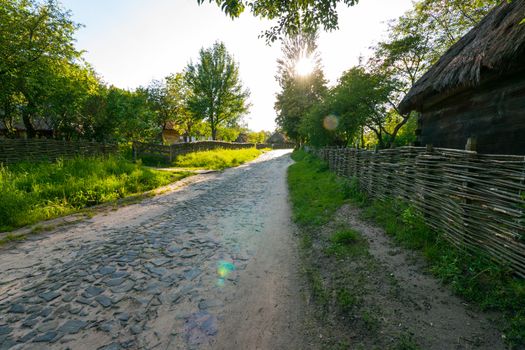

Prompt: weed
[
  {"left": 392, "top": 334, "right": 421, "bottom": 350},
  {"left": 304, "top": 267, "right": 328, "bottom": 306},
  {"left": 361, "top": 310, "right": 380, "bottom": 333},
  {"left": 336, "top": 288, "right": 358, "bottom": 312},
  {"left": 325, "top": 229, "right": 367, "bottom": 259}
]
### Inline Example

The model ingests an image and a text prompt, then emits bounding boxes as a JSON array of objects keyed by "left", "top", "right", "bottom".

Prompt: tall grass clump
[
  {"left": 0, "top": 156, "right": 189, "bottom": 231},
  {"left": 173, "top": 147, "right": 263, "bottom": 170}
]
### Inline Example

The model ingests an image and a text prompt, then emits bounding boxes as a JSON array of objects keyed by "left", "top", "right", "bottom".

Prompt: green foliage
[
  {"left": 0, "top": 157, "right": 188, "bottom": 231},
  {"left": 173, "top": 148, "right": 262, "bottom": 170},
  {"left": 288, "top": 150, "right": 349, "bottom": 226},
  {"left": 197, "top": 0, "right": 359, "bottom": 43},
  {"left": 347, "top": 186, "right": 525, "bottom": 347},
  {"left": 185, "top": 41, "right": 250, "bottom": 140}
]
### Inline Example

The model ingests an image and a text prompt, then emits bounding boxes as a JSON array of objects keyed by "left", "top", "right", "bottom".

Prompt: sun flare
[{"left": 295, "top": 55, "right": 315, "bottom": 76}]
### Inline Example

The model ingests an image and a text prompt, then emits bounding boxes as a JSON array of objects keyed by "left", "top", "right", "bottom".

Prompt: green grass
[
  {"left": 325, "top": 229, "right": 368, "bottom": 259},
  {"left": 173, "top": 148, "right": 263, "bottom": 170},
  {"left": 288, "top": 150, "right": 350, "bottom": 226},
  {"left": 347, "top": 180, "right": 525, "bottom": 348},
  {"left": 140, "top": 147, "right": 265, "bottom": 170},
  {"left": 0, "top": 156, "right": 190, "bottom": 232}
]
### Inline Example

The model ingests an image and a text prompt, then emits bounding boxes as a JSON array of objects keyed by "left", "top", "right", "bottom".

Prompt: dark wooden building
[{"left": 398, "top": 1, "right": 525, "bottom": 155}]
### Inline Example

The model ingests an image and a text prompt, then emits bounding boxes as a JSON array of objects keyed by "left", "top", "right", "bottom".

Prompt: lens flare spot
[
  {"left": 323, "top": 115, "right": 339, "bottom": 131},
  {"left": 216, "top": 260, "right": 235, "bottom": 286}
]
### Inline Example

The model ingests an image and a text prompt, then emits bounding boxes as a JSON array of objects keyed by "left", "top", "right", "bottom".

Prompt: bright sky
[{"left": 61, "top": 0, "right": 414, "bottom": 132}]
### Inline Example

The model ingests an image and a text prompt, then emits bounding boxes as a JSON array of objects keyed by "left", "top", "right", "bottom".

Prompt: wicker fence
[
  {"left": 312, "top": 146, "right": 525, "bottom": 277},
  {"left": 0, "top": 139, "right": 117, "bottom": 164},
  {"left": 133, "top": 141, "right": 295, "bottom": 161}
]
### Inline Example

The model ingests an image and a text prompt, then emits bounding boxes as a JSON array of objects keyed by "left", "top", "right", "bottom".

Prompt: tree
[
  {"left": 363, "top": 0, "right": 498, "bottom": 148},
  {"left": 0, "top": 0, "right": 81, "bottom": 137},
  {"left": 197, "top": 0, "right": 359, "bottom": 43},
  {"left": 274, "top": 33, "right": 327, "bottom": 143},
  {"left": 185, "top": 42, "right": 250, "bottom": 140},
  {"left": 165, "top": 73, "right": 201, "bottom": 141}
]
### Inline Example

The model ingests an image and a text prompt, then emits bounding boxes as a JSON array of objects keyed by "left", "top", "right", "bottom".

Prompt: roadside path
[{"left": 0, "top": 150, "right": 308, "bottom": 350}]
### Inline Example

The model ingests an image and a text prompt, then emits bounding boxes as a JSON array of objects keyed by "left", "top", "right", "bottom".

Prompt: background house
[
  {"left": 266, "top": 132, "right": 287, "bottom": 144},
  {"left": 0, "top": 119, "right": 53, "bottom": 139},
  {"left": 398, "top": 0, "right": 525, "bottom": 155},
  {"left": 162, "top": 121, "right": 183, "bottom": 144}
]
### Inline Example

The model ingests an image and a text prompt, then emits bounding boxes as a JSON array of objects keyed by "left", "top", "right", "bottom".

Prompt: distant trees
[
  {"left": 282, "top": 0, "right": 499, "bottom": 149},
  {"left": 0, "top": 2, "right": 254, "bottom": 144},
  {"left": 185, "top": 42, "right": 250, "bottom": 140}
]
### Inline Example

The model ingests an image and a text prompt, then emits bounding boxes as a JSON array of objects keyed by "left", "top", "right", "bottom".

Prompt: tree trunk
[{"left": 22, "top": 106, "right": 36, "bottom": 139}]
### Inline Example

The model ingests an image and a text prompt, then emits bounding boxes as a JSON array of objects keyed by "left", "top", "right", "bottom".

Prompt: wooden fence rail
[
  {"left": 133, "top": 141, "right": 295, "bottom": 161},
  {"left": 0, "top": 139, "right": 117, "bottom": 164},
  {"left": 311, "top": 146, "right": 525, "bottom": 277}
]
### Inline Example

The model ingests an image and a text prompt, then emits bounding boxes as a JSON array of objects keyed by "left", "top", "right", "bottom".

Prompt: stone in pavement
[
  {"left": 33, "top": 331, "right": 58, "bottom": 343},
  {"left": 95, "top": 295, "right": 113, "bottom": 308},
  {"left": 39, "top": 291, "right": 61, "bottom": 302},
  {"left": 59, "top": 320, "right": 87, "bottom": 334}
]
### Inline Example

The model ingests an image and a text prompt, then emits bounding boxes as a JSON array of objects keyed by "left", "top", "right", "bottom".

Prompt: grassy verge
[
  {"left": 140, "top": 147, "right": 265, "bottom": 170},
  {"left": 289, "top": 149, "right": 525, "bottom": 348},
  {"left": 289, "top": 150, "right": 420, "bottom": 349},
  {"left": 0, "top": 156, "right": 191, "bottom": 232}
]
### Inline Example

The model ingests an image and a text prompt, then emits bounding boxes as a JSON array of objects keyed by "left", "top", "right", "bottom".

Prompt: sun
[{"left": 295, "top": 55, "right": 315, "bottom": 76}]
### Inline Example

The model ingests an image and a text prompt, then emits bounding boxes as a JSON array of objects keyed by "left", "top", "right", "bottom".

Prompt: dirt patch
[{"left": 300, "top": 204, "right": 505, "bottom": 350}]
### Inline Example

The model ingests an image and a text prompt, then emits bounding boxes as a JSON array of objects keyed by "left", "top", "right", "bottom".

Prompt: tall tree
[
  {"left": 0, "top": 0, "right": 81, "bottom": 137},
  {"left": 274, "top": 33, "right": 327, "bottom": 143},
  {"left": 185, "top": 42, "right": 250, "bottom": 140}
]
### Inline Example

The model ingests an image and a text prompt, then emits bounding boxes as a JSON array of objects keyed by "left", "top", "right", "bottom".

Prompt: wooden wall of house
[
  {"left": 162, "top": 129, "right": 181, "bottom": 145},
  {"left": 417, "top": 71, "right": 525, "bottom": 155}
]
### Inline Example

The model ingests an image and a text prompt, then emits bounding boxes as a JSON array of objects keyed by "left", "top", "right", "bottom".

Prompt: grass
[
  {"left": 325, "top": 229, "right": 368, "bottom": 259},
  {"left": 0, "top": 156, "right": 190, "bottom": 232},
  {"left": 288, "top": 150, "right": 350, "bottom": 226},
  {"left": 346, "top": 175, "right": 525, "bottom": 348},
  {"left": 140, "top": 147, "right": 265, "bottom": 170}
]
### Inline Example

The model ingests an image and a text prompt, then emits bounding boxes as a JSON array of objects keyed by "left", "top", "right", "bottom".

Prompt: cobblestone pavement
[{"left": 0, "top": 150, "right": 300, "bottom": 350}]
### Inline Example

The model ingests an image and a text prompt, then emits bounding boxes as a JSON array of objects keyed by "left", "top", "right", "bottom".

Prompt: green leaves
[{"left": 197, "top": 0, "right": 359, "bottom": 43}]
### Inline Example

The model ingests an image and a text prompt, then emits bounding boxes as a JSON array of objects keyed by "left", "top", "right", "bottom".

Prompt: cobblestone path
[{"left": 0, "top": 150, "right": 305, "bottom": 350}]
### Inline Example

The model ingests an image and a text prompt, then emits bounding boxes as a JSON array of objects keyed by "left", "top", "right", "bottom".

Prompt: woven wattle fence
[
  {"left": 312, "top": 146, "right": 525, "bottom": 277},
  {"left": 0, "top": 139, "right": 117, "bottom": 164}
]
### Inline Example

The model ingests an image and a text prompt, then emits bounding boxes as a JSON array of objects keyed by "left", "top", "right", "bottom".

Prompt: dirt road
[{"left": 0, "top": 150, "right": 309, "bottom": 350}]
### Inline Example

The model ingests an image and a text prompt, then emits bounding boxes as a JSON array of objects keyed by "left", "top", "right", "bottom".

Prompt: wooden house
[
  {"left": 266, "top": 132, "right": 287, "bottom": 144},
  {"left": 398, "top": 1, "right": 525, "bottom": 155},
  {"left": 0, "top": 119, "right": 53, "bottom": 139},
  {"left": 162, "top": 121, "right": 182, "bottom": 144}
]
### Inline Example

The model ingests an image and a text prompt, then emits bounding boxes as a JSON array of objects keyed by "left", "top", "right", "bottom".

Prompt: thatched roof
[
  {"left": 267, "top": 132, "right": 287, "bottom": 144},
  {"left": 399, "top": 0, "right": 525, "bottom": 114}
]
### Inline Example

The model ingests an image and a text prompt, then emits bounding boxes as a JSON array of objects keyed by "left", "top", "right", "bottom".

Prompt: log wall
[{"left": 418, "top": 71, "right": 525, "bottom": 155}]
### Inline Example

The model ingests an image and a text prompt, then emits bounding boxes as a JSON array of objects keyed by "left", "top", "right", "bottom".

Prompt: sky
[{"left": 61, "top": 0, "right": 414, "bottom": 132}]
